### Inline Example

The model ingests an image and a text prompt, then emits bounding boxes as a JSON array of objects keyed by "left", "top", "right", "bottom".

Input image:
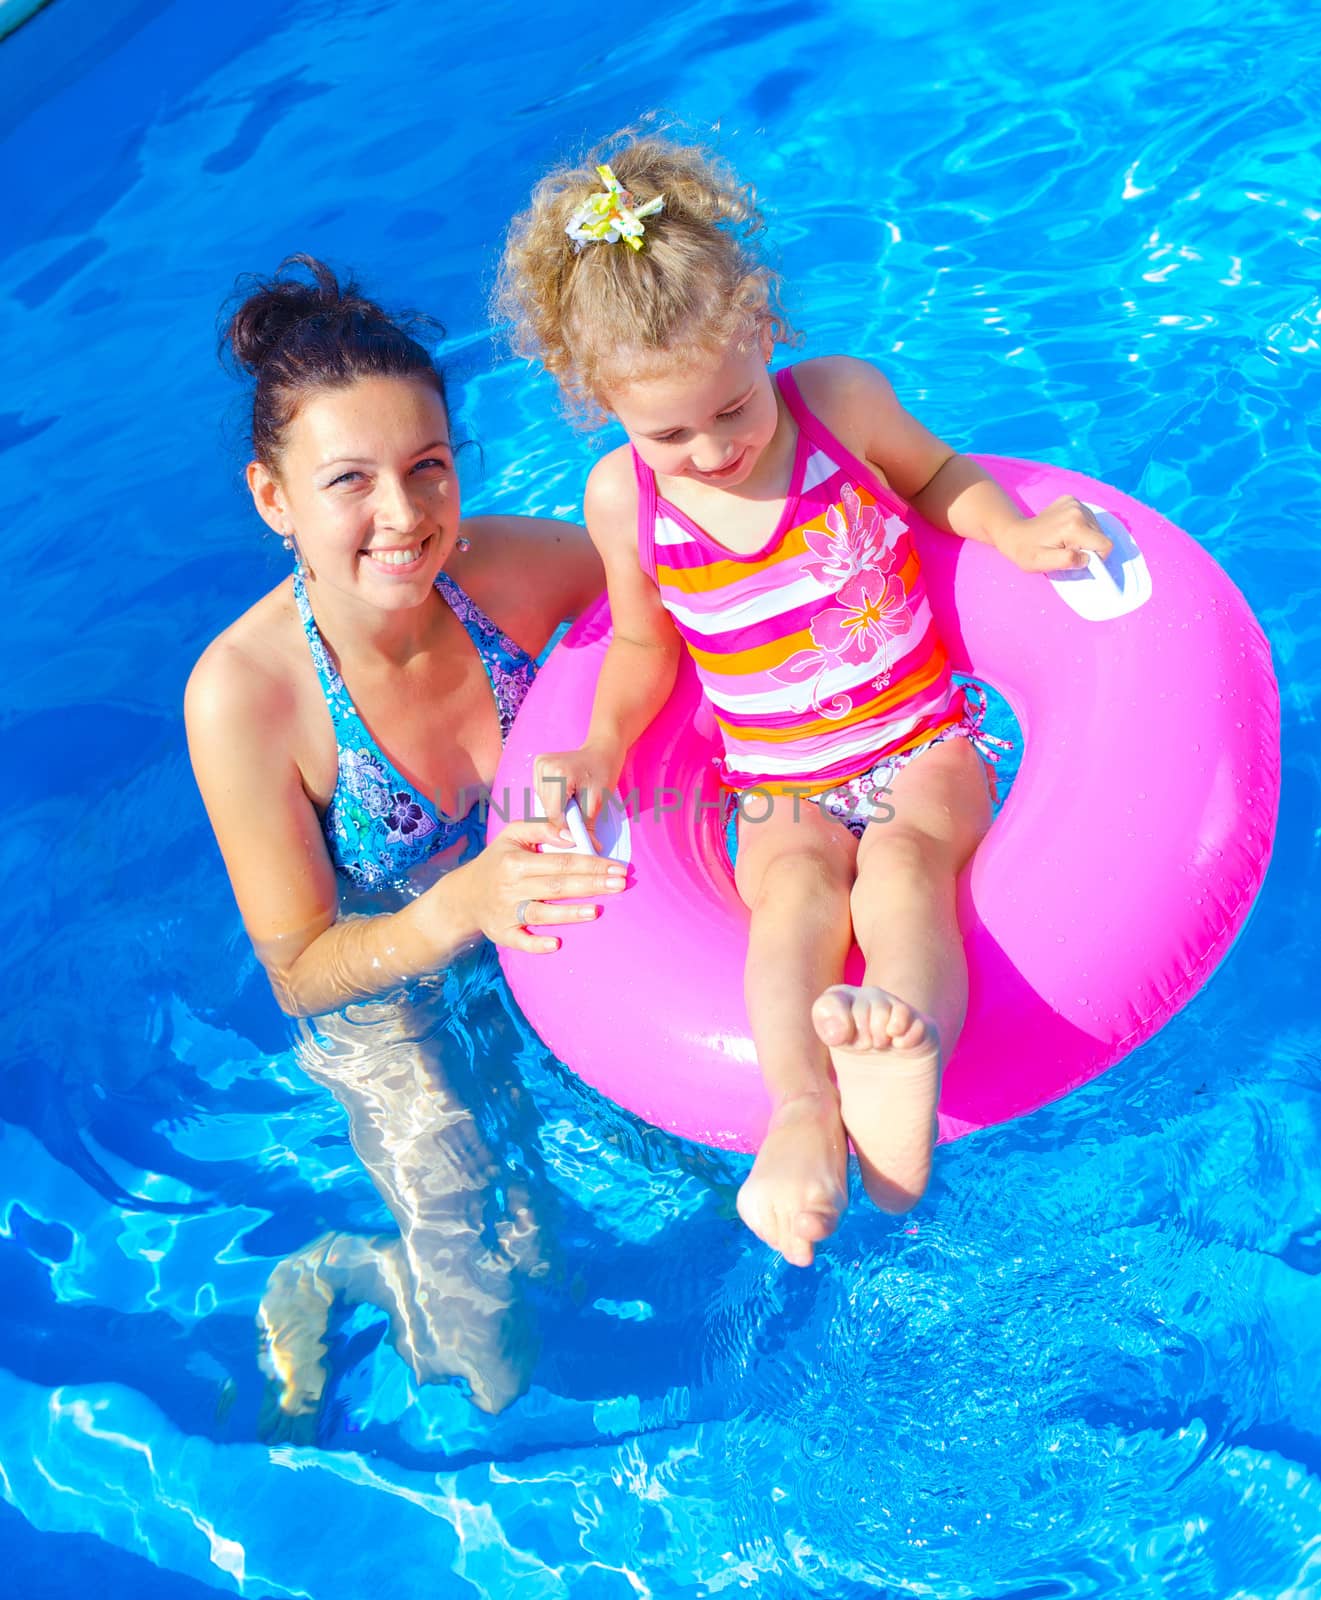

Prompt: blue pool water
[{"left": 3, "top": 0, "right": 1319, "bottom": 1593}]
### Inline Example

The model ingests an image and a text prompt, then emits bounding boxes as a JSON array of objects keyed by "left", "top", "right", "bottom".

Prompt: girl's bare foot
[
  {"left": 736, "top": 1091, "right": 849, "bottom": 1268},
  {"left": 811, "top": 984, "right": 942, "bottom": 1213}
]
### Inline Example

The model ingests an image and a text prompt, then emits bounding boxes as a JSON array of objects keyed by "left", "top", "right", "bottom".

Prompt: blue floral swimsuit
[{"left": 293, "top": 568, "right": 537, "bottom": 889}]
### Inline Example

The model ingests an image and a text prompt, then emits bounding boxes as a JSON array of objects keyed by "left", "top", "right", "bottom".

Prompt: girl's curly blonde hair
[{"left": 495, "top": 131, "right": 795, "bottom": 417}]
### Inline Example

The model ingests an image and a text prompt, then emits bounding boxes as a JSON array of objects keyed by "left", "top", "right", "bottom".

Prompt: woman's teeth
[{"left": 367, "top": 544, "right": 423, "bottom": 565}]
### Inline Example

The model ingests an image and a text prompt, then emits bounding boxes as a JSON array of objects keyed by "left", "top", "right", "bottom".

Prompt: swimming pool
[{"left": 2, "top": 0, "right": 1318, "bottom": 1592}]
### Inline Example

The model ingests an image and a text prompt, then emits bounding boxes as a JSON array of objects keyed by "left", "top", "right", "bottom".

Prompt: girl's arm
[
  {"left": 186, "top": 635, "right": 625, "bottom": 1016},
  {"left": 809, "top": 356, "right": 1113, "bottom": 572},
  {"left": 533, "top": 450, "right": 682, "bottom": 825}
]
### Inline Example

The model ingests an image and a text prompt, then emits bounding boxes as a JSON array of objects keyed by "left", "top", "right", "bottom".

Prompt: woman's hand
[
  {"left": 533, "top": 741, "right": 626, "bottom": 830},
  {"left": 993, "top": 496, "right": 1114, "bottom": 573},
  {"left": 443, "top": 818, "right": 628, "bottom": 954}
]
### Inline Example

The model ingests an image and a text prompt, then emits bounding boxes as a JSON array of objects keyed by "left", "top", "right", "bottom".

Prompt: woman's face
[{"left": 250, "top": 374, "right": 459, "bottom": 610}]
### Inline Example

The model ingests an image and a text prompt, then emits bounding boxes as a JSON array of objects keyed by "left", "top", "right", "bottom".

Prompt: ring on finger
[{"left": 514, "top": 898, "right": 532, "bottom": 927}]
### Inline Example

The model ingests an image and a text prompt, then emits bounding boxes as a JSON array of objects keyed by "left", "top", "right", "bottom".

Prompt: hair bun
[
  {"left": 218, "top": 255, "right": 448, "bottom": 466},
  {"left": 222, "top": 254, "right": 364, "bottom": 377}
]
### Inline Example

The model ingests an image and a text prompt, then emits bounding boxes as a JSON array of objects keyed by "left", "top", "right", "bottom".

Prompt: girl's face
[
  {"left": 603, "top": 326, "right": 780, "bottom": 492},
  {"left": 249, "top": 375, "right": 459, "bottom": 609}
]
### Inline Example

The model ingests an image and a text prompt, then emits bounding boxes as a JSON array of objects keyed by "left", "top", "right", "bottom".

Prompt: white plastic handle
[
  {"left": 561, "top": 797, "right": 597, "bottom": 856},
  {"left": 1046, "top": 505, "right": 1152, "bottom": 621},
  {"left": 535, "top": 794, "right": 633, "bottom": 866}
]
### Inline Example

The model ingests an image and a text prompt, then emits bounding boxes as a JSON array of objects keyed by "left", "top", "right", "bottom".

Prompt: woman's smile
[{"left": 360, "top": 534, "right": 434, "bottom": 574}]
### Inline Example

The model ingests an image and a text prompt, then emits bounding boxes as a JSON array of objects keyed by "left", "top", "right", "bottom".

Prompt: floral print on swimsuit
[
  {"left": 771, "top": 483, "right": 916, "bottom": 717},
  {"left": 293, "top": 568, "right": 536, "bottom": 889}
]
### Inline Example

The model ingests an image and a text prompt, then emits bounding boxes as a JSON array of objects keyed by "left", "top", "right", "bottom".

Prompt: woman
[
  {"left": 187, "top": 256, "right": 622, "bottom": 1012},
  {"left": 185, "top": 256, "right": 617, "bottom": 1424}
]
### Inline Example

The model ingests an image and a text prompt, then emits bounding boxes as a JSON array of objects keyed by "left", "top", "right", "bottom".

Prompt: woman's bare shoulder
[
  {"left": 458, "top": 511, "right": 592, "bottom": 564},
  {"left": 185, "top": 578, "right": 303, "bottom": 738},
  {"left": 450, "top": 512, "right": 605, "bottom": 656}
]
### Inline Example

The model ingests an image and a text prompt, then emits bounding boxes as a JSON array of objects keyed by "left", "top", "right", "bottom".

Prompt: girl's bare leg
[
  {"left": 733, "top": 798, "right": 859, "bottom": 1267},
  {"left": 813, "top": 738, "right": 993, "bottom": 1213}
]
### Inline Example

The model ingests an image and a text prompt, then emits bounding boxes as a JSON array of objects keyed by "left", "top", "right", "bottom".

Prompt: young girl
[{"left": 497, "top": 137, "right": 1111, "bottom": 1267}]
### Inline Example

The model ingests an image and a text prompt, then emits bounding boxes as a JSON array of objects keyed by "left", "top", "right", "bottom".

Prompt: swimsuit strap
[
  {"left": 630, "top": 446, "right": 661, "bottom": 583},
  {"left": 433, "top": 569, "right": 537, "bottom": 741},
  {"left": 775, "top": 364, "right": 908, "bottom": 516},
  {"left": 958, "top": 680, "right": 1015, "bottom": 765},
  {"left": 292, "top": 565, "right": 362, "bottom": 739}
]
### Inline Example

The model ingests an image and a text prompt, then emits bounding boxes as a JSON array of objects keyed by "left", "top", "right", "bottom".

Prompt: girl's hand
[
  {"left": 993, "top": 496, "right": 1114, "bottom": 573},
  {"left": 533, "top": 741, "right": 626, "bottom": 829},
  {"left": 443, "top": 818, "right": 628, "bottom": 954}
]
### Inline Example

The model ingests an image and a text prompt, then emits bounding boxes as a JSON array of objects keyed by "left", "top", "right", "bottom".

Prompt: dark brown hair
[{"left": 220, "top": 254, "right": 447, "bottom": 467}]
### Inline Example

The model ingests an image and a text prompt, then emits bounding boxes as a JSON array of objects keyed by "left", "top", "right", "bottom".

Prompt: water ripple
[{"left": 1, "top": 0, "right": 1318, "bottom": 1591}]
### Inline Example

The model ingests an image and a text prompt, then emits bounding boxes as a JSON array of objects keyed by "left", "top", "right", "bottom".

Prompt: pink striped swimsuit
[{"left": 634, "top": 366, "right": 1002, "bottom": 825}]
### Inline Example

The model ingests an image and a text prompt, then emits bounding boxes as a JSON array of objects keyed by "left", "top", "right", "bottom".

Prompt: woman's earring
[{"left": 455, "top": 534, "right": 472, "bottom": 553}]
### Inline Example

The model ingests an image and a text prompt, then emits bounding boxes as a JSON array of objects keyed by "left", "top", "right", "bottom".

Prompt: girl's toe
[{"left": 811, "top": 989, "right": 854, "bottom": 1046}]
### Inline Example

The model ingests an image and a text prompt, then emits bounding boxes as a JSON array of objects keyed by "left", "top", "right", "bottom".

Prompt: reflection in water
[{"left": 257, "top": 970, "right": 546, "bottom": 1435}]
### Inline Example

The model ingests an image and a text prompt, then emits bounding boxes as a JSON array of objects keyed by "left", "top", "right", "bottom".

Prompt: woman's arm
[
  {"left": 805, "top": 356, "right": 1113, "bottom": 572},
  {"left": 456, "top": 514, "right": 604, "bottom": 657},
  {"left": 184, "top": 638, "right": 479, "bottom": 1015},
  {"left": 532, "top": 451, "right": 683, "bottom": 825},
  {"left": 186, "top": 634, "right": 624, "bottom": 1016}
]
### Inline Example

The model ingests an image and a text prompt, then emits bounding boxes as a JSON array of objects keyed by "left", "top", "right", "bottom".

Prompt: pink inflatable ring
[{"left": 490, "top": 457, "right": 1281, "bottom": 1152}]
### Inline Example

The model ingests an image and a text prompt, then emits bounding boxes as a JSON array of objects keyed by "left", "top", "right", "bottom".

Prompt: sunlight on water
[{"left": 1, "top": 0, "right": 1319, "bottom": 1592}]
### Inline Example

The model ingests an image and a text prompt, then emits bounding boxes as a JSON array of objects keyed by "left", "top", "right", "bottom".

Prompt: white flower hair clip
[{"left": 565, "top": 163, "right": 664, "bottom": 253}]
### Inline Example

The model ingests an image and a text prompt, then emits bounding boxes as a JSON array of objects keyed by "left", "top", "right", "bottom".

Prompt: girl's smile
[{"left": 694, "top": 444, "right": 751, "bottom": 483}]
